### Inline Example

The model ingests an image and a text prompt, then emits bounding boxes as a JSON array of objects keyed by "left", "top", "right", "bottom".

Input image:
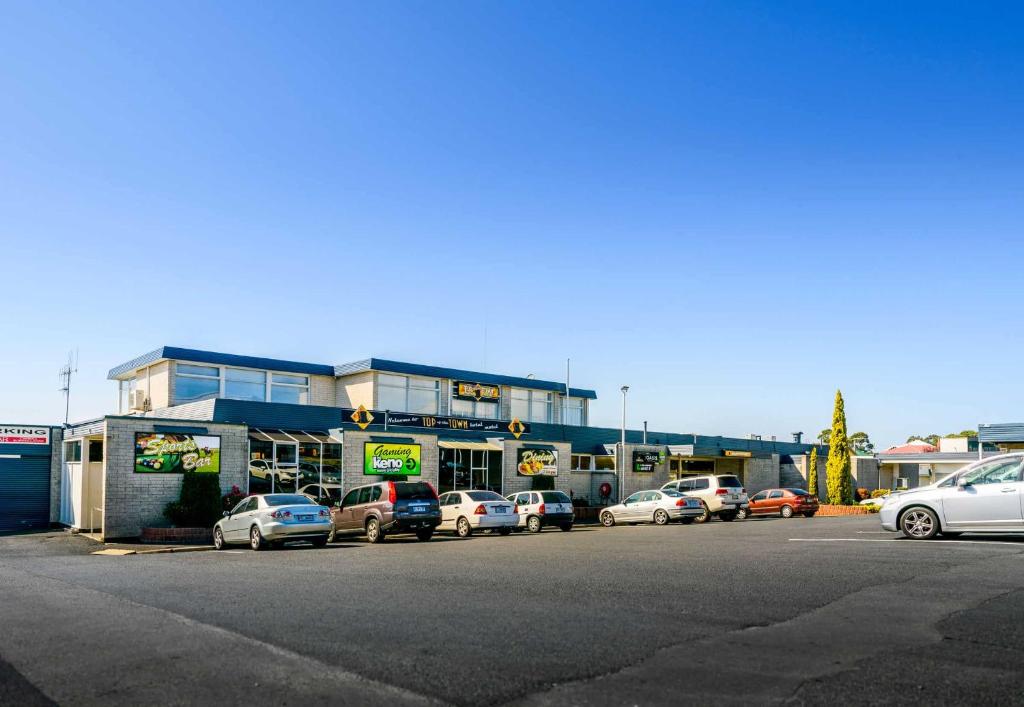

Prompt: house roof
[
  {"left": 882, "top": 442, "right": 939, "bottom": 454},
  {"left": 334, "top": 358, "right": 598, "bottom": 399}
]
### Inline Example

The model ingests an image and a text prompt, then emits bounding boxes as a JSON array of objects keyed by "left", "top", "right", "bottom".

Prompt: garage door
[{"left": 0, "top": 427, "right": 53, "bottom": 534}]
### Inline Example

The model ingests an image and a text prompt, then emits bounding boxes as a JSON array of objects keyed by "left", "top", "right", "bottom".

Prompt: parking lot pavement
[{"left": 2, "top": 516, "right": 1023, "bottom": 706}]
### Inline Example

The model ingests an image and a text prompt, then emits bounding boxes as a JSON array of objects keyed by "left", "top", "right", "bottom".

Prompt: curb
[{"left": 92, "top": 545, "right": 216, "bottom": 556}]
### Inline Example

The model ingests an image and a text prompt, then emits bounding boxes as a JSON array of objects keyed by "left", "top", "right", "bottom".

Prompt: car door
[
  {"left": 225, "top": 497, "right": 257, "bottom": 541},
  {"left": 439, "top": 493, "right": 458, "bottom": 529},
  {"left": 942, "top": 458, "right": 1024, "bottom": 528},
  {"left": 748, "top": 491, "right": 769, "bottom": 515},
  {"left": 619, "top": 492, "right": 645, "bottom": 520},
  {"left": 335, "top": 488, "right": 360, "bottom": 531},
  {"left": 766, "top": 490, "right": 784, "bottom": 514}
]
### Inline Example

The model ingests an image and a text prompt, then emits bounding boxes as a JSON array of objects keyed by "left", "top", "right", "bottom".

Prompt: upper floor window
[
  {"left": 511, "top": 388, "right": 552, "bottom": 424},
  {"left": 450, "top": 395, "right": 498, "bottom": 420},
  {"left": 118, "top": 377, "right": 137, "bottom": 413},
  {"left": 225, "top": 368, "right": 266, "bottom": 402},
  {"left": 377, "top": 374, "right": 439, "bottom": 414},
  {"left": 271, "top": 373, "right": 309, "bottom": 404},
  {"left": 564, "top": 397, "right": 585, "bottom": 426},
  {"left": 175, "top": 364, "right": 220, "bottom": 403}
]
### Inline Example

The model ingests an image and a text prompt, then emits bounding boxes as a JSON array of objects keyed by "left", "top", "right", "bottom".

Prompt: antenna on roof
[{"left": 58, "top": 349, "right": 78, "bottom": 427}]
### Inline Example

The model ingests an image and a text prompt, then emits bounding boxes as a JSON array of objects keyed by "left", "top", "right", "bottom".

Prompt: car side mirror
[
  {"left": 957, "top": 477, "right": 971, "bottom": 488},
  {"left": 222, "top": 511, "right": 231, "bottom": 518}
]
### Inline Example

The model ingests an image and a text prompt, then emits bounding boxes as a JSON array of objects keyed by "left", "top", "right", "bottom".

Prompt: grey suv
[{"left": 329, "top": 480, "right": 441, "bottom": 543}]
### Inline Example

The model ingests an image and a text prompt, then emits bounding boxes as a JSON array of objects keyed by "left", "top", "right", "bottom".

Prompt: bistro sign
[
  {"left": 0, "top": 426, "right": 49, "bottom": 445},
  {"left": 342, "top": 409, "right": 531, "bottom": 435},
  {"left": 516, "top": 448, "right": 558, "bottom": 476}
]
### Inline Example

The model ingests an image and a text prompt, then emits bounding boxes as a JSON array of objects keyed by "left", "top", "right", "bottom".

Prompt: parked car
[
  {"left": 747, "top": 488, "right": 819, "bottom": 518},
  {"left": 329, "top": 480, "right": 441, "bottom": 543},
  {"left": 248, "top": 459, "right": 296, "bottom": 483},
  {"left": 299, "top": 483, "right": 343, "bottom": 506},
  {"left": 660, "top": 475, "right": 748, "bottom": 522},
  {"left": 214, "top": 493, "right": 332, "bottom": 551},
  {"left": 599, "top": 489, "right": 705, "bottom": 526},
  {"left": 504, "top": 490, "right": 574, "bottom": 532},
  {"left": 880, "top": 453, "right": 1024, "bottom": 540},
  {"left": 438, "top": 490, "right": 518, "bottom": 537}
]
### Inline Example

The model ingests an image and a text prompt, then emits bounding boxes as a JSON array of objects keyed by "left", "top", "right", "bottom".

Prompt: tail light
[
  {"left": 388, "top": 481, "right": 397, "bottom": 504},
  {"left": 716, "top": 488, "right": 729, "bottom": 496},
  {"left": 675, "top": 498, "right": 687, "bottom": 507},
  {"left": 426, "top": 482, "right": 439, "bottom": 500},
  {"left": 538, "top": 503, "right": 546, "bottom": 514},
  {"left": 513, "top": 504, "right": 519, "bottom": 513},
  {"left": 270, "top": 510, "right": 292, "bottom": 519},
  {"left": 474, "top": 504, "right": 487, "bottom": 515},
  {"left": 318, "top": 508, "right": 329, "bottom": 517}
]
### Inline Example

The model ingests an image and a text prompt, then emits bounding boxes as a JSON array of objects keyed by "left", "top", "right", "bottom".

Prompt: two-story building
[{"left": 50, "top": 346, "right": 823, "bottom": 539}]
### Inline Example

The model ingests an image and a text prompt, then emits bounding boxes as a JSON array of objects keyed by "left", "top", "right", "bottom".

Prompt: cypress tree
[
  {"left": 825, "top": 390, "right": 853, "bottom": 505},
  {"left": 807, "top": 447, "right": 818, "bottom": 496}
]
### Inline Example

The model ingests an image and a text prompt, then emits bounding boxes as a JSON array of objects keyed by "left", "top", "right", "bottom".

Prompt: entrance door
[{"left": 274, "top": 443, "right": 298, "bottom": 493}]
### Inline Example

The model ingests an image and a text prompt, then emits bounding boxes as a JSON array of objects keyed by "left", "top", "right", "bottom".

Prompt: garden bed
[
  {"left": 140, "top": 527, "right": 213, "bottom": 545},
  {"left": 815, "top": 504, "right": 874, "bottom": 517}
]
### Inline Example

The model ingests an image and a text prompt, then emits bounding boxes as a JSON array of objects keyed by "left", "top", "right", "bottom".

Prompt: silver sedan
[
  {"left": 600, "top": 489, "right": 705, "bottom": 527},
  {"left": 214, "top": 493, "right": 333, "bottom": 550}
]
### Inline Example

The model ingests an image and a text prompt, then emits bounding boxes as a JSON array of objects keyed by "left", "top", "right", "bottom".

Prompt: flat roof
[{"left": 108, "top": 347, "right": 335, "bottom": 379}]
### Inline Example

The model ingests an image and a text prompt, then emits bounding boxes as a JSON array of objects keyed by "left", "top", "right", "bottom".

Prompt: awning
[
  {"left": 249, "top": 429, "right": 339, "bottom": 445},
  {"left": 438, "top": 439, "right": 502, "bottom": 451},
  {"left": 668, "top": 444, "right": 695, "bottom": 457}
]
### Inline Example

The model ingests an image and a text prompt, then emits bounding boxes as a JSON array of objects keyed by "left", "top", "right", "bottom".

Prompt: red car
[{"left": 747, "top": 488, "right": 819, "bottom": 518}]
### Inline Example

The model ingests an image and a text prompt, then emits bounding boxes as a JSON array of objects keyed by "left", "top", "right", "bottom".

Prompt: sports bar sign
[{"left": 0, "top": 426, "right": 50, "bottom": 445}]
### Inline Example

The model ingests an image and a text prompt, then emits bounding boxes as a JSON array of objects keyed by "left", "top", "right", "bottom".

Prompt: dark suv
[{"left": 329, "top": 480, "right": 441, "bottom": 543}]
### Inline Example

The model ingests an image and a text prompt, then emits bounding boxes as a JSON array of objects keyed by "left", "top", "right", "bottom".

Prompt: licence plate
[
  {"left": 410, "top": 505, "right": 427, "bottom": 513},
  {"left": 730, "top": 495, "right": 738, "bottom": 500},
  {"left": 494, "top": 507, "right": 507, "bottom": 513},
  {"left": 297, "top": 514, "right": 314, "bottom": 522}
]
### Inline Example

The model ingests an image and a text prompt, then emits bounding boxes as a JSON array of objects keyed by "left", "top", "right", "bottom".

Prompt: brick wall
[
  {"left": 743, "top": 455, "right": 779, "bottom": 493},
  {"left": 309, "top": 375, "right": 336, "bottom": 407},
  {"left": 102, "top": 417, "right": 248, "bottom": 540},
  {"left": 48, "top": 427, "right": 63, "bottom": 524},
  {"left": 619, "top": 444, "right": 670, "bottom": 500}
]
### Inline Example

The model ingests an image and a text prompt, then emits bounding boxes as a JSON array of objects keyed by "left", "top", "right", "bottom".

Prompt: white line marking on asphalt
[{"left": 790, "top": 538, "right": 1024, "bottom": 546}]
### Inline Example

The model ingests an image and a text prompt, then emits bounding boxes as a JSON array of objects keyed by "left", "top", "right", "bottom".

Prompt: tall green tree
[
  {"left": 849, "top": 431, "right": 874, "bottom": 455},
  {"left": 818, "top": 428, "right": 831, "bottom": 445},
  {"left": 807, "top": 446, "right": 818, "bottom": 496},
  {"left": 825, "top": 390, "right": 854, "bottom": 505}
]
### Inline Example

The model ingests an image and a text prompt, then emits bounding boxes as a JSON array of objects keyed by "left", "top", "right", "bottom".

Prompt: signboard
[
  {"left": 453, "top": 381, "right": 501, "bottom": 402},
  {"left": 516, "top": 448, "right": 558, "bottom": 476},
  {"left": 724, "top": 450, "right": 752, "bottom": 458},
  {"left": 633, "top": 450, "right": 660, "bottom": 472},
  {"left": 363, "top": 442, "right": 421, "bottom": 475},
  {"left": 341, "top": 408, "right": 531, "bottom": 436},
  {"left": 135, "top": 433, "right": 220, "bottom": 473},
  {"left": 0, "top": 426, "right": 49, "bottom": 445}
]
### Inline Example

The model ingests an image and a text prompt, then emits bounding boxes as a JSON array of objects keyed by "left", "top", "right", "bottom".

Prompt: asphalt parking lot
[{"left": 2, "top": 515, "right": 1023, "bottom": 706}]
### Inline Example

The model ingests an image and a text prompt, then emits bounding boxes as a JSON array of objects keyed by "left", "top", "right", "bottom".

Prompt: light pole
[{"left": 620, "top": 386, "right": 629, "bottom": 501}]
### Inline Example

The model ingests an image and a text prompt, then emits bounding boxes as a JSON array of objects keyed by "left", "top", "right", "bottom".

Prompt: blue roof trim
[
  {"left": 333, "top": 358, "right": 598, "bottom": 399},
  {"left": 108, "top": 347, "right": 335, "bottom": 379}
]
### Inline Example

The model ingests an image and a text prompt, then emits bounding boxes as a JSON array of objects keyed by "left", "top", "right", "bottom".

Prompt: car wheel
[
  {"left": 679, "top": 517, "right": 694, "bottom": 525},
  {"left": 498, "top": 527, "right": 513, "bottom": 536},
  {"left": 900, "top": 507, "right": 939, "bottom": 540},
  {"left": 735, "top": 507, "right": 748, "bottom": 520},
  {"left": 249, "top": 525, "right": 265, "bottom": 551},
  {"left": 780, "top": 505, "right": 794, "bottom": 519},
  {"left": 416, "top": 528, "right": 434, "bottom": 541},
  {"left": 527, "top": 515, "right": 542, "bottom": 533},
  {"left": 213, "top": 527, "right": 226, "bottom": 550},
  {"left": 310, "top": 535, "right": 328, "bottom": 548},
  {"left": 600, "top": 511, "right": 615, "bottom": 527},
  {"left": 456, "top": 517, "right": 473, "bottom": 538},
  {"left": 693, "top": 502, "right": 711, "bottom": 524},
  {"left": 365, "top": 517, "right": 385, "bottom": 544},
  {"left": 718, "top": 511, "right": 736, "bottom": 522},
  {"left": 559, "top": 523, "right": 573, "bottom": 532},
  {"left": 803, "top": 512, "right": 816, "bottom": 518},
  {"left": 653, "top": 509, "right": 670, "bottom": 525}
]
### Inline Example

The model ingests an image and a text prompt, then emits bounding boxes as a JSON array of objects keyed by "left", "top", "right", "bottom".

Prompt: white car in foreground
[
  {"left": 438, "top": 490, "right": 518, "bottom": 537},
  {"left": 880, "top": 453, "right": 1024, "bottom": 539}
]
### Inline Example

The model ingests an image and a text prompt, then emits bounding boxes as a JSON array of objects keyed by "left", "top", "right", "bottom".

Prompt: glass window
[
  {"left": 264, "top": 494, "right": 314, "bottom": 506},
  {"left": 248, "top": 439, "right": 274, "bottom": 494},
  {"left": 692, "top": 478, "right": 710, "bottom": 490},
  {"left": 541, "top": 491, "right": 571, "bottom": 504},
  {"left": 88, "top": 441, "right": 103, "bottom": 463},
  {"left": 595, "top": 455, "right": 616, "bottom": 471},
  {"left": 322, "top": 444, "right": 342, "bottom": 485},
  {"left": 751, "top": 491, "right": 768, "bottom": 502},
  {"left": 768, "top": 490, "right": 783, "bottom": 499},
  {"left": 225, "top": 368, "right": 266, "bottom": 402},
  {"left": 119, "top": 377, "right": 137, "bottom": 413},
  {"left": 175, "top": 364, "right": 220, "bottom": 403},
  {"left": 450, "top": 397, "right": 498, "bottom": 420},
  {"left": 370, "top": 486, "right": 382, "bottom": 502},
  {"left": 624, "top": 492, "right": 644, "bottom": 504},
  {"left": 467, "top": 490, "right": 505, "bottom": 502},
  {"left": 272, "top": 373, "right": 308, "bottom": 386},
  {"left": 511, "top": 389, "right": 552, "bottom": 423},
  {"left": 376, "top": 374, "right": 439, "bottom": 414},
  {"left": 395, "top": 483, "right": 435, "bottom": 500},
  {"left": 65, "top": 440, "right": 82, "bottom": 463},
  {"left": 269, "top": 373, "right": 308, "bottom": 405},
  {"left": 341, "top": 489, "right": 359, "bottom": 507},
  {"left": 717, "top": 475, "right": 743, "bottom": 488},
  {"left": 564, "top": 397, "right": 585, "bottom": 426},
  {"left": 961, "top": 459, "right": 1024, "bottom": 485},
  {"left": 571, "top": 454, "right": 592, "bottom": 471},
  {"left": 356, "top": 487, "right": 372, "bottom": 505},
  {"left": 408, "top": 385, "right": 439, "bottom": 414}
]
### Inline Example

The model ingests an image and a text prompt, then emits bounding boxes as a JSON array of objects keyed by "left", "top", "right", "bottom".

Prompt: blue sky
[{"left": 1, "top": 1, "right": 1022, "bottom": 447}]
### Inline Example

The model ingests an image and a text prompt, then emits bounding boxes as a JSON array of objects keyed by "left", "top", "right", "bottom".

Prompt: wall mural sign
[
  {"left": 516, "top": 448, "right": 558, "bottom": 476},
  {"left": 363, "top": 442, "right": 421, "bottom": 475},
  {"left": 341, "top": 409, "right": 530, "bottom": 435},
  {"left": 135, "top": 432, "right": 221, "bottom": 473},
  {"left": 633, "top": 450, "right": 660, "bottom": 473},
  {"left": 453, "top": 381, "right": 501, "bottom": 402},
  {"left": 0, "top": 425, "right": 49, "bottom": 445}
]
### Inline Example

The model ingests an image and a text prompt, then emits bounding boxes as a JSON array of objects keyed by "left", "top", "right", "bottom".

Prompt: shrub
[
  {"left": 870, "top": 488, "right": 892, "bottom": 499},
  {"left": 164, "top": 472, "right": 223, "bottom": 528},
  {"left": 856, "top": 487, "right": 870, "bottom": 501},
  {"left": 222, "top": 484, "right": 246, "bottom": 511}
]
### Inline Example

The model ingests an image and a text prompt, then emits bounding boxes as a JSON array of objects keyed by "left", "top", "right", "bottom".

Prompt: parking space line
[{"left": 790, "top": 538, "right": 1024, "bottom": 546}]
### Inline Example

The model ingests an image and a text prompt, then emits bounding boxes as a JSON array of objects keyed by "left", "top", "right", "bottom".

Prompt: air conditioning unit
[
  {"left": 896, "top": 477, "right": 909, "bottom": 490},
  {"left": 130, "top": 390, "right": 149, "bottom": 411}
]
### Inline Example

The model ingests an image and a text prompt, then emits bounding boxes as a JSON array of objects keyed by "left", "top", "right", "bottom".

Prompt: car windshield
[
  {"left": 541, "top": 491, "right": 571, "bottom": 504},
  {"left": 466, "top": 491, "right": 505, "bottom": 501},
  {"left": 786, "top": 489, "right": 809, "bottom": 496},
  {"left": 264, "top": 494, "right": 315, "bottom": 507},
  {"left": 394, "top": 482, "right": 435, "bottom": 500},
  {"left": 662, "top": 490, "right": 683, "bottom": 497},
  {"left": 717, "top": 475, "right": 742, "bottom": 488}
]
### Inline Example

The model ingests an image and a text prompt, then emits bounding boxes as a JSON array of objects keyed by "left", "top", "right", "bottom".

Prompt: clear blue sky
[{"left": 2, "top": 1, "right": 1022, "bottom": 447}]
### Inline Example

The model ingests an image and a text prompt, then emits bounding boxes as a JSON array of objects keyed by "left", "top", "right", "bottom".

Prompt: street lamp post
[{"left": 620, "top": 386, "right": 629, "bottom": 501}]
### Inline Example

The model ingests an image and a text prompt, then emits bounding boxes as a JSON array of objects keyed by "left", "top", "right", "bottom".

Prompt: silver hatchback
[{"left": 214, "top": 493, "right": 332, "bottom": 550}]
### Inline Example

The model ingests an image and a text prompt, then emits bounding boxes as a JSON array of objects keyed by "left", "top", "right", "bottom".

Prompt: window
[
  {"left": 541, "top": 491, "right": 571, "bottom": 504},
  {"left": 768, "top": 490, "right": 783, "bottom": 499},
  {"left": 370, "top": 486, "right": 382, "bottom": 502},
  {"left": 624, "top": 492, "right": 644, "bottom": 504},
  {"left": 450, "top": 397, "right": 498, "bottom": 420},
  {"left": 175, "top": 364, "right": 220, "bottom": 403},
  {"left": 377, "top": 374, "right": 439, "bottom": 414},
  {"left": 341, "top": 489, "right": 359, "bottom": 507},
  {"left": 264, "top": 494, "right": 314, "bottom": 507},
  {"left": 691, "top": 478, "right": 710, "bottom": 491},
  {"left": 225, "top": 368, "right": 266, "bottom": 402},
  {"left": 119, "top": 377, "right": 137, "bottom": 413},
  {"left": 750, "top": 491, "right": 768, "bottom": 502},
  {"left": 356, "top": 487, "right": 372, "bottom": 505},
  {"left": 65, "top": 440, "right": 82, "bottom": 463},
  {"left": 271, "top": 373, "right": 308, "bottom": 404},
  {"left": 564, "top": 397, "right": 585, "bottom": 426},
  {"left": 88, "top": 441, "right": 103, "bottom": 463},
  {"left": 571, "top": 454, "right": 592, "bottom": 471},
  {"left": 595, "top": 455, "right": 616, "bottom": 471},
  {"left": 718, "top": 475, "right": 743, "bottom": 488},
  {"left": 960, "top": 458, "right": 1024, "bottom": 485},
  {"left": 468, "top": 490, "right": 505, "bottom": 502},
  {"left": 511, "top": 388, "right": 552, "bottom": 424}
]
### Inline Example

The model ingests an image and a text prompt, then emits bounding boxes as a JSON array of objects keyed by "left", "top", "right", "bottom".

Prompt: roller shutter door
[{"left": 0, "top": 455, "right": 50, "bottom": 533}]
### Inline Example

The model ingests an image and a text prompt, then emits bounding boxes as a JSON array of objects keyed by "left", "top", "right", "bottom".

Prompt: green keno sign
[{"left": 363, "top": 442, "right": 421, "bottom": 475}]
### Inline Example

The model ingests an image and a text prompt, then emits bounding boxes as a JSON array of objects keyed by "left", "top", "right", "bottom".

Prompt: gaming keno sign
[{"left": 0, "top": 426, "right": 50, "bottom": 445}]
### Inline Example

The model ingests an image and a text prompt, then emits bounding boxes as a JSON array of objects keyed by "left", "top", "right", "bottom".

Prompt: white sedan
[
  {"left": 438, "top": 490, "right": 518, "bottom": 538},
  {"left": 880, "top": 453, "right": 1024, "bottom": 539},
  {"left": 600, "top": 489, "right": 705, "bottom": 527}
]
